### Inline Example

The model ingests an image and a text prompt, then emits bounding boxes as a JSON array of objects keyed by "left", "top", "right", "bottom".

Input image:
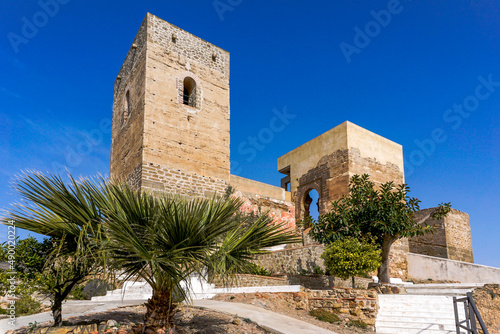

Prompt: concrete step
[
  {"left": 376, "top": 324, "right": 457, "bottom": 334},
  {"left": 405, "top": 283, "right": 483, "bottom": 296},
  {"left": 377, "top": 315, "right": 455, "bottom": 324},
  {"left": 376, "top": 293, "right": 460, "bottom": 333}
]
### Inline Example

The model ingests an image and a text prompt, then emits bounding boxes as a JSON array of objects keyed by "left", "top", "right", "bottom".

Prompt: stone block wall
[
  {"left": 141, "top": 162, "right": 227, "bottom": 196},
  {"left": 254, "top": 245, "right": 326, "bottom": 275},
  {"left": 409, "top": 208, "right": 473, "bottom": 263},
  {"left": 214, "top": 288, "right": 379, "bottom": 328},
  {"left": 110, "top": 17, "right": 148, "bottom": 183},
  {"left": 473, "top": 284, "right": 500, "bottom": 334},
  {"left": 307, "top": 288, "right": 378, "bottom": 326},
  {"left": 255, "top": 243, "right": 409, "bottom": 279},
  {"left": 143, "top": 13, "right": 231, "bottom": 183},
  {"left": 212, "top": 274, "right": 288, "bottom": 288}
]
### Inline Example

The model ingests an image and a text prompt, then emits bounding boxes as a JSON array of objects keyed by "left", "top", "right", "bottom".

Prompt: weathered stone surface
[
  {"left": 410, "top": 208, "right": 474, "bottom": 263},
  {"left": 277, "top": 121, "right": 405, "bottom": 221},
  {"left": 473, "top": 284, "right": 500, "bottom": 333}
]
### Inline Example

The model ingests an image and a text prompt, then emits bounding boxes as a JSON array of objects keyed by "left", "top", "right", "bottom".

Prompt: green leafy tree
[
  {"left": 310, "top": 174, "right": 451, "bottom": 283},
  {"left": 0, "top": 236, "right": 52, "bottom": 278},
  {"left": 2, "top": 172, "right": 108, "bottom": 326},
  {"left": 100, "top": 183, "right": 300, "bottom": 332},
  {"left": 321, "top": 237, "right": 381, "bottom": 288}
]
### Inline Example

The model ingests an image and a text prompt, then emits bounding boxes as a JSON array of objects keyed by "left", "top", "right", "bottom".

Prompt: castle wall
[
  {"left": 230, "top": 175, "right": 295, "bottom": 230},
  {"left": 143, "top": 13, "right": 231, "bottom": 186},
  {"left": 409, "top": 208, "right": 474, "bottom": 263},
  {"left": 110, "top": 17, "right": 148, "bottom": 187},
  {"left": 278, "top": 121, "right": 405, "bottom": 221}
]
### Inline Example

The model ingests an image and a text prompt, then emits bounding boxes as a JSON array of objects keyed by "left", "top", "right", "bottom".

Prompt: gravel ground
[{"left": 7, "top": 304, "right": 273, "bottom": 334}]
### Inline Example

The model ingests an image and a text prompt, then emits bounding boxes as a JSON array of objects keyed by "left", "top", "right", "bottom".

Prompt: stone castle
[{"left": 110, "top": 13, "right": 474, "bottom": 279}]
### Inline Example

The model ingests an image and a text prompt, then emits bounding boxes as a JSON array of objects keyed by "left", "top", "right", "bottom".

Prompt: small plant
[
  {"left": 230, "top": 295, "right": 235, "bottom": 300},
  {"left": 242, "top": 317, "right": 252, "bottom": 323},
  {"left": 299, "top": 269, "right": 311, "bottom": 276},
  {"left": 309, "top": 309, "right": 340, "bottom": 323},
  {"left": 297, "top": 215, "right": 314, "bottom": 230},
  {"left": 238, "top": 263, "right": 271, "bottom": 276},
  {"left": 312, "top": 265, "right": 324, "bottom": 275},
  {"left": 69, "top": 284, "right": 85, "bottom": 300},
  {"left": 16, "top": 295, "right": 41, "bottom": 316},
  {"left": 28, "top": 321, "right": 39, "bottom": 332},
  {"left": 348, "top": 319, "right": 368, "bottom": 329}
]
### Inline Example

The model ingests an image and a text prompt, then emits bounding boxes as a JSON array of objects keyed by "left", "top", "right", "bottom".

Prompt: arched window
[
  {"left": 183, "top": 77, "right": 196, "bottom": 107},
  {"left": 120, "top": 90, "right": 131, "bottom": 128},
  {"left": 304, "top": 189, "right": 320, "bottom": 221}
]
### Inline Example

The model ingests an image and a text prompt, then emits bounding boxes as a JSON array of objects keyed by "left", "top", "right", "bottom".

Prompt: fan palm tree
[
  {"left": 2, "top": 172, "right": 108, "bottom": 326},
  {"left": 99, "top": 183, "right": 300, "bottom": 333}
]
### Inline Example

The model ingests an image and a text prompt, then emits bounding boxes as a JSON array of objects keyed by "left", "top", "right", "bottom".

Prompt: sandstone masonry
[{"left": 111, "top": 13, "right": 476, "bottom": 282}]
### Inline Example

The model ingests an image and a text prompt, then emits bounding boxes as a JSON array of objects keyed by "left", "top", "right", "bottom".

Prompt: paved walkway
[
  {"left": 0, "top": 299, "right": 338, "bottom": 334},
  {"left": 193, "top": 299, "right": 338, "bottom": 334}
]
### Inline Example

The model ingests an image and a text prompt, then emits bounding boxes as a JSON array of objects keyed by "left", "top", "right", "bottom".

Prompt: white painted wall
[{"left": 408, "top": 253, "right": 500, "bottom": 283}]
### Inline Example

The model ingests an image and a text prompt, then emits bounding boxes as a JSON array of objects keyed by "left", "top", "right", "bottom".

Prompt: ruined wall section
[
  {"left": 409, "top": 208, "right": 474, "bottom": 263},
  {"left": 445, "top": 209, "right": 473, "bottom": 263},
  {"left": 409, "top": 208, "right": 448, "bottom": 258},
  {"left": 110, "top": 17, "right": 148, "bottom": 186},
  {"left": 141, "top": 13, "right": 230, "bottom": 195},
  {"left": 230, "top": 175, "right": 295, "bottom": 230}
]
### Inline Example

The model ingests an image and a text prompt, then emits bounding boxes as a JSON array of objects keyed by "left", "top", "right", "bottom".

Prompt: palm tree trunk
[
  {"left": 378, "top": 236, "right": 394, "bottom": 284},
  {"left": 143, "top": 289, "right": 177, "bottom": 331}
]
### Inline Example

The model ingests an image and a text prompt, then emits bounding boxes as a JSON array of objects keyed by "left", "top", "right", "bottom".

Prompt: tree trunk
[
  {"left": 351, "top": 276, "right": 355, "bottom": 289},
  {"left": 51, "top": 293, "right": 63, "bottom": 327},
  {"left": 143, "top": 289, "right": 177, "bottom": 332},
  {"left": 378, "top": 236, "right": 394, "bottom": 283}
]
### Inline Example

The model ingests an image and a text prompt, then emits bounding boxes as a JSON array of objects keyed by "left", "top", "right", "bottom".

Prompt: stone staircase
[
  {"left": 91, "top": 275, "right": 301, "bottom": 302},
  {"left": 375, "top": 283, "right": 484, "bottom": 334}
]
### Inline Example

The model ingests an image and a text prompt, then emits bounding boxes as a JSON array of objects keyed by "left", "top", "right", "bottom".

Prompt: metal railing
[{"left": 453, "top": 292, "right": 489, "bottom": 334}]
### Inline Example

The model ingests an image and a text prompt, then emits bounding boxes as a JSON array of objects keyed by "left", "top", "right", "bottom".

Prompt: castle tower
[
  {"left": 278, "top": 121, "right": 405, "bottom": 221},
  {"left": 110, "top": 13, "right": 230, "bottom": 196}
]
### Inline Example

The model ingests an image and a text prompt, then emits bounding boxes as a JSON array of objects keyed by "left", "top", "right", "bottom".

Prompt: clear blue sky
[{"left": 0, "top": 1, "right": 499, "bottom": 267}]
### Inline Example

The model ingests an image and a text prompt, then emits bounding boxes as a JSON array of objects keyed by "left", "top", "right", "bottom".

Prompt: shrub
[
  {"left": 15, "top": 294, "right": 41, "bottom": 316},
  {"left": 321, "top": 237, "right": 381, "bottom": 288},
  {"left": 238, "top": 263, "right": 271, "bottom": 276},
  {"left": 309, "top": 309, "right": 340, "bottom": 323},
  {"left": 70, "top": 284, "right": 85, "bottom": 300},
  {"left": 83, "top": 279, "right": 113, "bottom": 300},
  {"left": 312, "top": 265, "right": 324, "bottom": 275}
]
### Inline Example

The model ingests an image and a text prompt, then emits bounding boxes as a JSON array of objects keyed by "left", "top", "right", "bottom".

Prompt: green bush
[
  {"left": 238, "top": 263, "right": 271, "bottom": 276},
  {"left": 309, "top": 309, "right": 340, "bottom": 323},
  {"left": 69, "top": 284, "right": 85, "bottom": 300},
  {"left": 321, "top": 237, "right": 381, "bottom": 287},
  {"left": 15, "top": 295, "right": 41, "bottom": 316},
  {"left": 83, "top": 279, "right": 113, "bottom": 300}
]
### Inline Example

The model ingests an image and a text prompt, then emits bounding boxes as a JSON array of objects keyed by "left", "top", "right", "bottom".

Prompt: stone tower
[
  {"left": 278, "top": 121, "right": 405, "bottom": 221},
  {"left": 110, "top": 13, "right": 230, "bottom": 196}
]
